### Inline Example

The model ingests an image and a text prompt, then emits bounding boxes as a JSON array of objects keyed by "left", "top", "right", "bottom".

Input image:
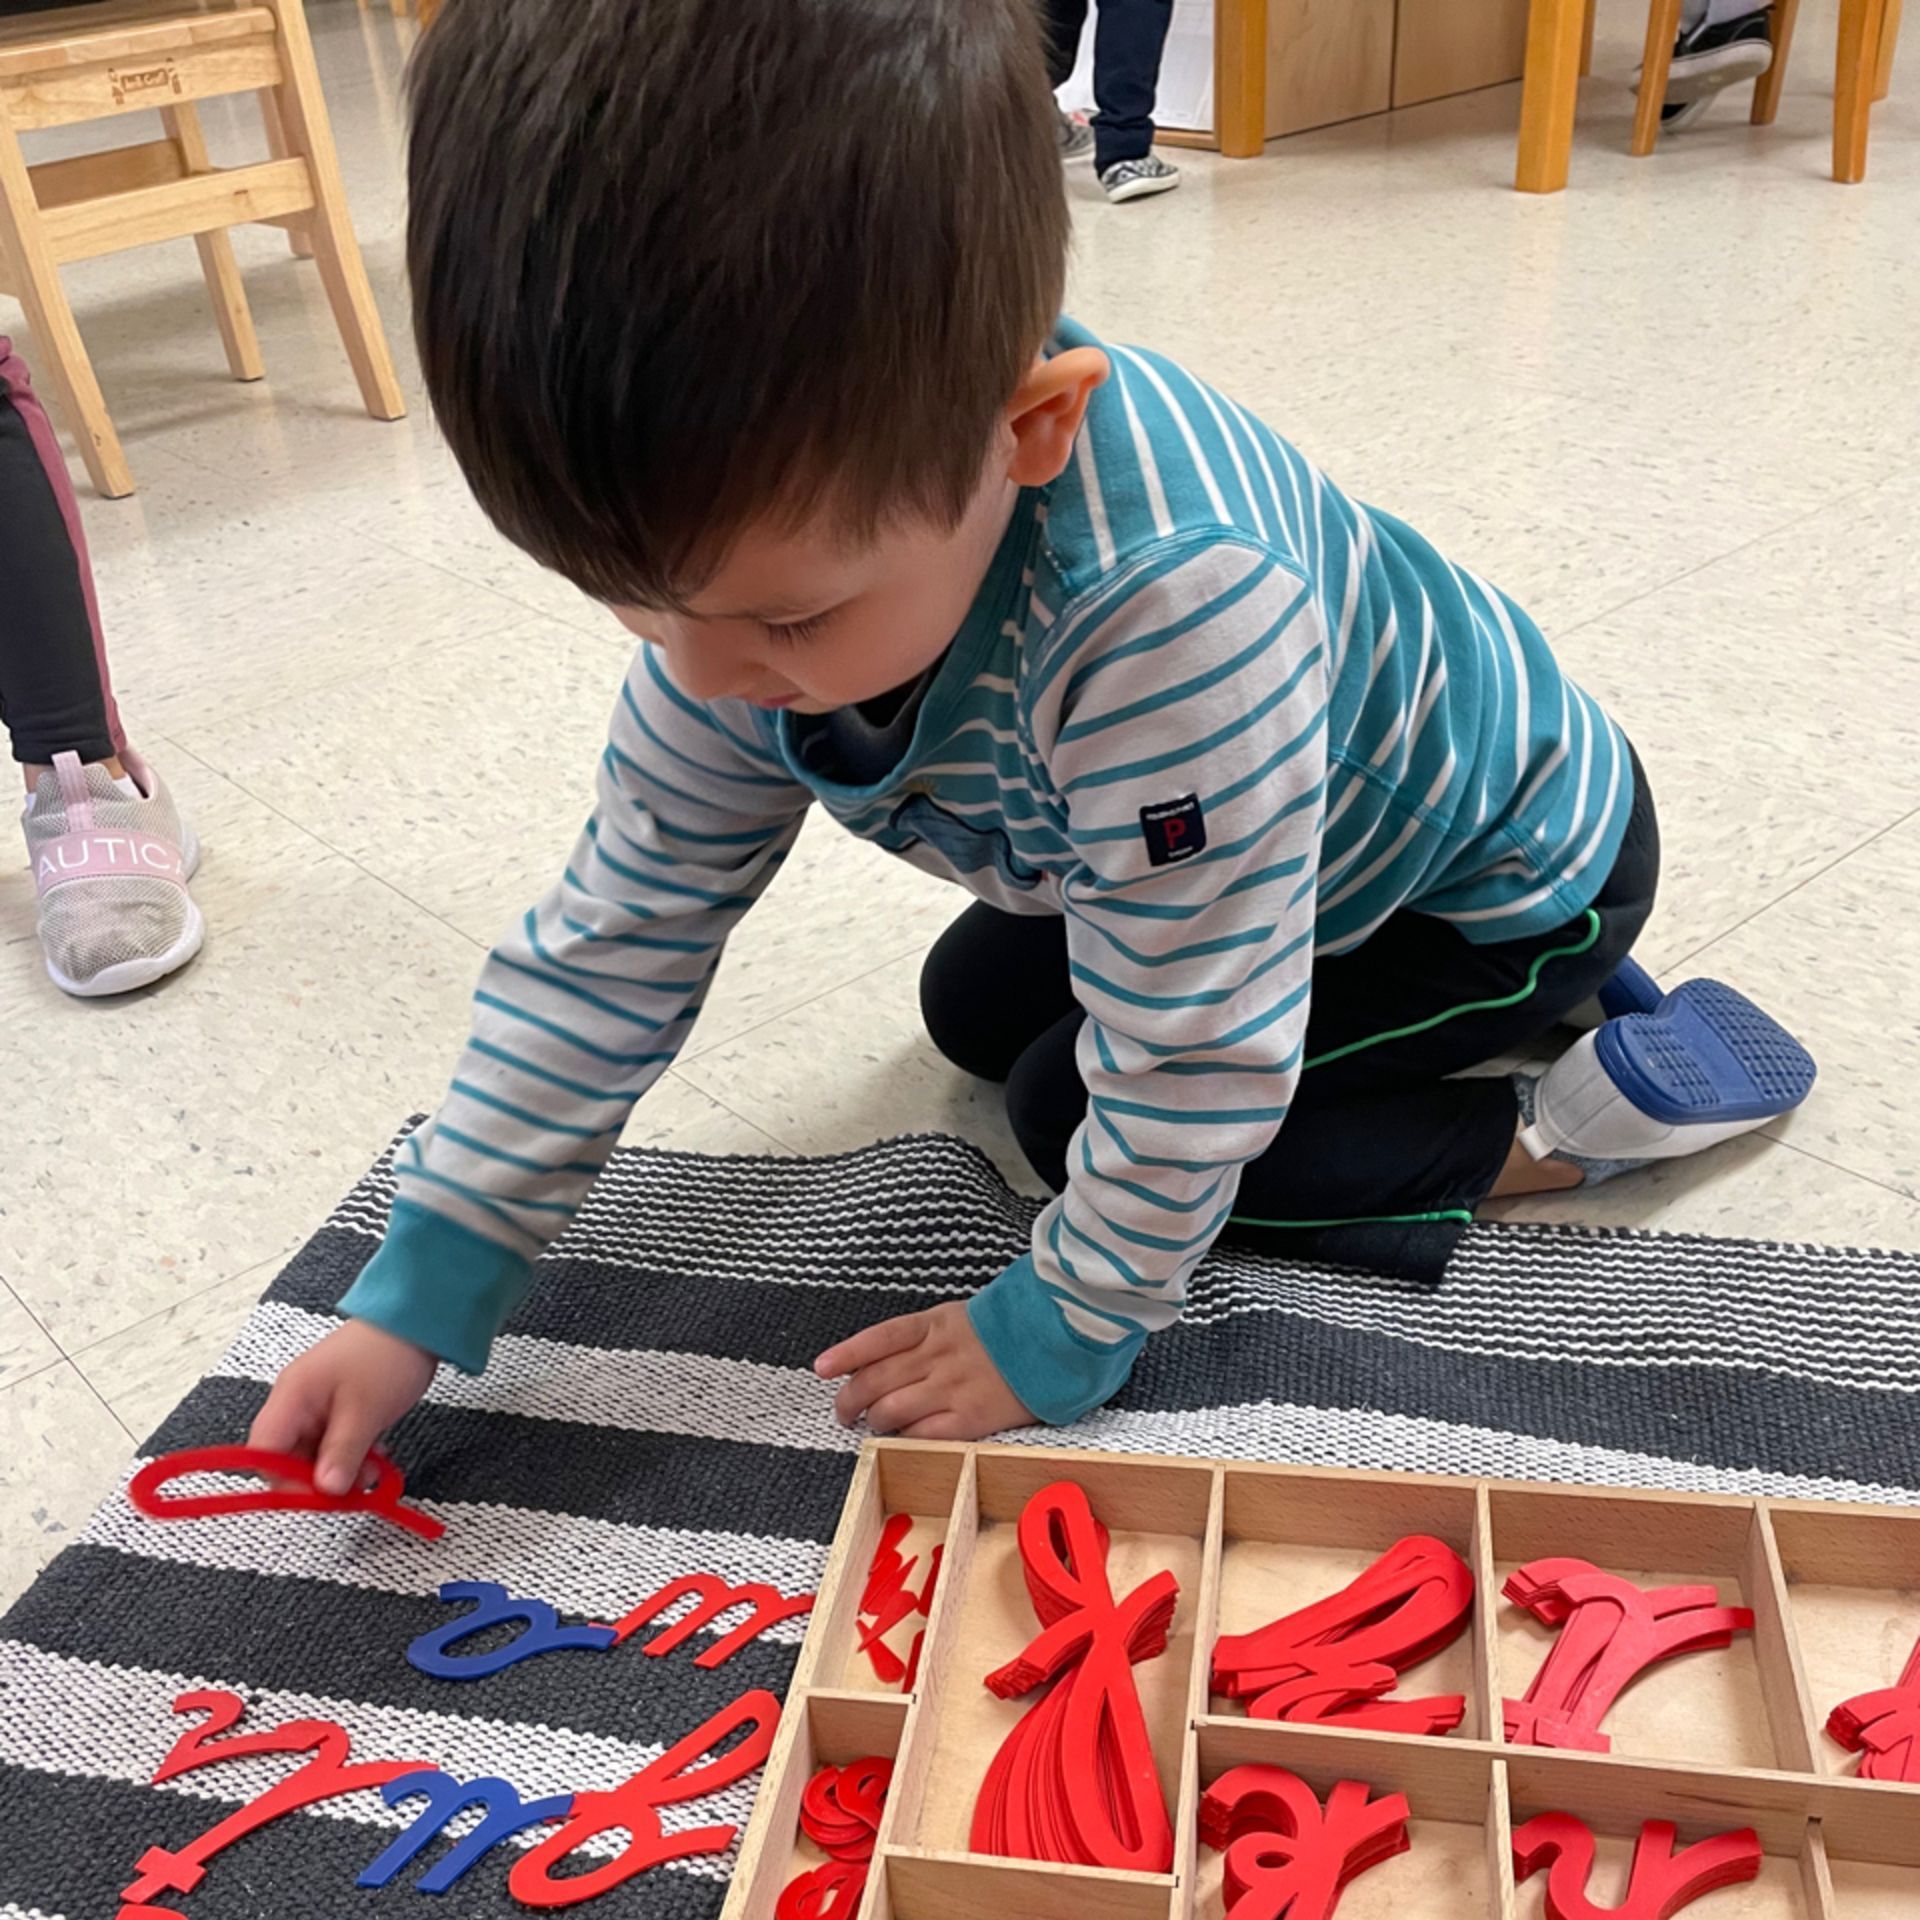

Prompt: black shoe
[{"left": 1635, "top": 7, "right": 1774, "bottom": 127}]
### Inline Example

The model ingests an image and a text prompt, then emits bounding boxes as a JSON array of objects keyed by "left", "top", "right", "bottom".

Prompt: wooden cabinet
[
  {"left": 1393, "top": 0, "right": 1533, "bottom": 108},
  {"left": 1265, "top": 0, "right": 1395, "bottom": 137},
  {"left": 1213, "top": 0, "right": 1532, "bottom": 153}
]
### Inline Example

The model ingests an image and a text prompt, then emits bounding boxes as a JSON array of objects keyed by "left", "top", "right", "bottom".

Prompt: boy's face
[
  {"left": 612, "top": 469, "right": 1019, "bottom": 716},
  {"left": 611, "top": 347, "right": 1109, "bottom": 716}
]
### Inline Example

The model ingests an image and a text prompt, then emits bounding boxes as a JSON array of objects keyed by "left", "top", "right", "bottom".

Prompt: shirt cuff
[
  {"left": 968, "top": 1251, "right": 1144, "bottom": 1426},
  {"left": 337, "top": 1198, "right": 535, "bottom": 1375}
]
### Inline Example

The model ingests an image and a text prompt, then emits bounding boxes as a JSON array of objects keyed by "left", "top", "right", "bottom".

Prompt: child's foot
[
  {"left": 1515, "top": 979, "right": 1815, "bottom": 1185},
  {"left": 23, "top": 749, "right": 204, "bottom": 997},
  {"left": 1637, "top": 7, "right": 1774, "bottom": 129},
  {"left": 1057, "top": 108, "right": 1094, "bottom": 164},
  {"left": 1563, "top": 953, "right": 1667, "bottom": 1031},
  {"left": 1100, "top": 155, "right": 1181, "bottom": 203}
]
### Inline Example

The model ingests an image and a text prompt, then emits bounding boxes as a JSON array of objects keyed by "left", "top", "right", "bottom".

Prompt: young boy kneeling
[{"left": 254, "top": 0, "right": 1811, "bottom": 1481}]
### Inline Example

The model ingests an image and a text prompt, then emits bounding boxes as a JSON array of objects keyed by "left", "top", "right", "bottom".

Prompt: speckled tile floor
[{"left": 1, "top": 1, "right": 1916, "bottom": 1606}]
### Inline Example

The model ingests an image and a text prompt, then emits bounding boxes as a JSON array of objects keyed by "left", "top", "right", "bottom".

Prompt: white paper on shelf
[{"left": 1054, "top": 0, "right": 1216, "bottom": 136}]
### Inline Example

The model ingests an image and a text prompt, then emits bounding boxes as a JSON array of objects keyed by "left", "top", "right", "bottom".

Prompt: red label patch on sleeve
[{"left": 1139, "top": 794, "right": 1206, "bottom": 867}]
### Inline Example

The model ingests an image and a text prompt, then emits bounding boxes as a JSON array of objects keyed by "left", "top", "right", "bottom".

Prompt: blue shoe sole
[
  {"left": 1597, "top": 956, "right": 1665, "bottom": 1020},
  {"left": 1594, "top": 979, "right": 1816, "bottom": 1127}
]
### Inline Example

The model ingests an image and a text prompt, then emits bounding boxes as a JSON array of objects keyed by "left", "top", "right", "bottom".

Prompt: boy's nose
[{"left": 663, "top": 632, "right": 759, "bottom": 703}]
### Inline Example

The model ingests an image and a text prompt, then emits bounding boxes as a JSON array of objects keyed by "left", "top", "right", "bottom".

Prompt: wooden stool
[
  {"left": 1518, "top": 0, "right": 1902, "bottom": 192},
  {"left": 0, "top": 0, "right": 405, "bottom": 497}
]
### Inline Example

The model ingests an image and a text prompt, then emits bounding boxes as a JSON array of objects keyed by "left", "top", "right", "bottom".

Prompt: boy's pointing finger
[{"left": 814, "top": 1311, "right": 929, "bottom": 1383}]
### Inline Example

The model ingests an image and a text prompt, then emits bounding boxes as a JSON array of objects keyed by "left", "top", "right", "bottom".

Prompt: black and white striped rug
[{"left": 3, "top": 1128, "right": 1917, "bottom": 1918}]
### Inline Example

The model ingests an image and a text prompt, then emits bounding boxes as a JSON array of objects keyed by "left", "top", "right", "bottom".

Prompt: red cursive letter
[
  {"left": 128, "top": 1445, "right": 444, "bottom": 1541},
  {"left": 1512, "top": 1812, "right": 1762, "bottom": 1919},
  {"left": 119, "top": 1690, "right": 427, "bottom": 1909},
  {"left": 508, "top": 1689, "right": 781, "bottom": 1907},
  {"left": 1503, "top": 1559, "right": 1753, "bottom": 1751},
  {"left": 1200, "top": 1766, "right": 1410, "bottom": 1920},
  {"left": 970, "top": 1482, "right": 1178, "bottom": 1874}
]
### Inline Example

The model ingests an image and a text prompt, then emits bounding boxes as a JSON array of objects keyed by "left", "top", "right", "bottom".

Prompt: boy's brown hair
[{"left": 408, "top": 0, "right": 1070, "bottom": 610}]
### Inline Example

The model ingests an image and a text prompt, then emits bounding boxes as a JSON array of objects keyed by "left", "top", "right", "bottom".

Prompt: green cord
[
  {"left": 1227, "top": 907, "right": 1605, "bottom": 1236},
  {"left": 1229, "top": 1206, "right": 1474, "bottom": 1231},
  {"left": 1302, "top": 907, "right": 1604, "bottom": 1072}
]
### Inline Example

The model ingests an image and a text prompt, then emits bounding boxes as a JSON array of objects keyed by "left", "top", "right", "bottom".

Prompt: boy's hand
[
  {"left": 814, "top": 1302, "right": 1035, "bottom": 1441},
  {"left": 248, "top": 1320, "right": 440, "bottom": 1494}
]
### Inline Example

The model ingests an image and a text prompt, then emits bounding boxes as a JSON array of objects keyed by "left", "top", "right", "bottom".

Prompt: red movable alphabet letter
[
  {"left": 777, "top": 1861, "right": 868, "bottom": 1920},
  {"left": 1211, "top": 1535, "right": 1473, "bottom": 1732},
  {"left": 856, "top": 1516, "right": 943, "bottom": 1689},
  {"left": 1503, "top": 1560, "right": 1753, "bottom": 1752},
  {"left": 508, "top": 1689, "right": 781, "bottom": 1907},
  {"left": 1513, "top": 1812, "right": 1763, "bottom": 1919},
  {"left": 604, "top": 1572, "right": 815, "bottom": 1669},
  {"left": 119, "top": 1691, "right": 427, "bottom": 1907},
  {"left": 128, "top": 1445, "right": 444, "bottom": 1541},
  {"left": 1200, "top": 1766, "right": 1410, "bottom": 1920},
  {"left": 1827, "top": 1633, "right": 1920, "bottom": 1783},
  {"left": 969, "top": 1481, "right": 1178, "bottom": 1875}
]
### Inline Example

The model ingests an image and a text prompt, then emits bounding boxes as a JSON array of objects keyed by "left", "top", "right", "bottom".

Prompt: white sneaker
[
  {"left": 23, "top": 749, "right": 204, "bottom": 997},
  {"left": 1057, "top": 109, "right": 1095, "bottom": 164},
  {"left": 1099, "top": 155, "right": 1181, "bottom": 204},
  {"left": 1518, "top": 980, "right": 1814, "bottom": 1175}
]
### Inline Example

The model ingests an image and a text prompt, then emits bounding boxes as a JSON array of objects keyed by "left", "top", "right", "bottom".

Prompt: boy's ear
[{"left": 1005, "top": 348, "right": 1109, "bottom": 488}]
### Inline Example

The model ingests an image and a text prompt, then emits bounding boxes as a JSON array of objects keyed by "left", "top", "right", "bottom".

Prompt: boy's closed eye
[{"left": 762, "top": 611, "right": 833, "bottom": 646}]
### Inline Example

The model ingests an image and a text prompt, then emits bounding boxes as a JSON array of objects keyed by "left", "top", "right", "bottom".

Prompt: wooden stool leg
[
  {"left": 259, "top": 87, "right": 315, "bottom": 259},
  {"left": 266, "top": 0, "right": 406, "bottom": 420},
  {"left": 1581, "top": 0, "right": 1598, "bottom": 75},
  {"left": 1634, "top": 0, "right": 1687, "bottom": 156},
  {"left": 161, "top": 103, "right": 265, "bottom": 383},
  {"left": 1877, "top": 0, "right": 1904, "bottom": 97},
  {"left": 1518, "top": 0, "right": 1589, "bottom": 192},
  {"left": 0, "top": 121, "right": 131, "bottom": 496},
  {"left": 1835, "top": 0, "right": 1885, "bottom": 180},
  {"left": 1752, "top": 0, "right": 1801, "bottom": 124}
]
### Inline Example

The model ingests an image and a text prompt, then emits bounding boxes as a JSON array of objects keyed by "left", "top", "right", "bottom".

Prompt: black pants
[
  {"left": 1042, "top": 0, "right": 1174, "bottom": 172},
  {"left": 0, "top": 340, "right": 121, "bottom": 767},
  {"left": 922, "top": 753, "right": 1660, "bottom": 1285}
]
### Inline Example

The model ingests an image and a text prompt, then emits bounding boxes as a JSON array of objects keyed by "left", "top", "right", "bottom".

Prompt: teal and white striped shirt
[{"left": 342, "top": 317, "right": 1633, "bottom": 1423}]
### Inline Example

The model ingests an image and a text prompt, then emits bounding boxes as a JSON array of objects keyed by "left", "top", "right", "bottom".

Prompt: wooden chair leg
[
  {"left": 266, "top": 0, "right": 406, "bottom": 420},
  {"left": 1633, "top": 0, "right": 1687, "bottom": 156},
  {"left": 1877, "top": 0, "right": 1904, "bottom": 97},
  {"left": 259, "top": 88, "right": 315, "bottom": 259},
  {"left": 0, "top": 120, "right": 131, "bottom": 496},
  {"left": 1752, "top": 0, "right": 1801, "bottom": 124},
  {"left": 1581, "top": 0, "right": 1598, "bottom": 75},
  {"left": 1517, "top": 0, "right": 1589, "bottom": 192},
  {"left": 1835, "top": 0, "right": 1885, "bottom": 180},
  {"left": 161, "top": 103, "right": 265, "bottom": 383}
]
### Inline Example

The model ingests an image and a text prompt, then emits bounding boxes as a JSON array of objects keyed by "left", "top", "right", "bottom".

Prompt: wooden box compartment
[
  {"left": 1208, "top": 1465, "right": 1487, "bottom": 1733},
  {"left": 1189, "top": 1719, "right": 1506, "bottom": 1919},
  {"left": 1824, "top": 1839, "right": 1920, "bottom": 1919},
  {"left": 1504, "top": 1760, "right": 1825, "bottom": 1920},
  {"left": 1486, "top": 1485, "right": 1815, "bottom": 1773},
  {"left": 724, "top": 1443, "right": 1920, "bottom": 1920},
  {"left": 898, "top": 1449, "right": 1213, "bottom": 1857},
  {"left": 872, "top": 1853, "right": 1175, "bottom": 1920},
  {"left": 739, "top": 1690, "right": 912, "bottom": 1917},
  {"left": 1768, "top": 1501, "right": 1920, "bottom": 1780},
  {"left": 793, "top": 1442, "right": 969, "bottom": 1697}
]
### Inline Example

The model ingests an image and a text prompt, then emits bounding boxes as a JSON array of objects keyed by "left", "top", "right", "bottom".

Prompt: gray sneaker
[
  {"left": 1099, "top": 154, "right": 1181, "bottom": 203},
  {"left": 23, "top": 749, "right": 203, "bottom": 997},
  {"left": 1056, "top": 109, "right": 1094, "bottom": 164}
]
